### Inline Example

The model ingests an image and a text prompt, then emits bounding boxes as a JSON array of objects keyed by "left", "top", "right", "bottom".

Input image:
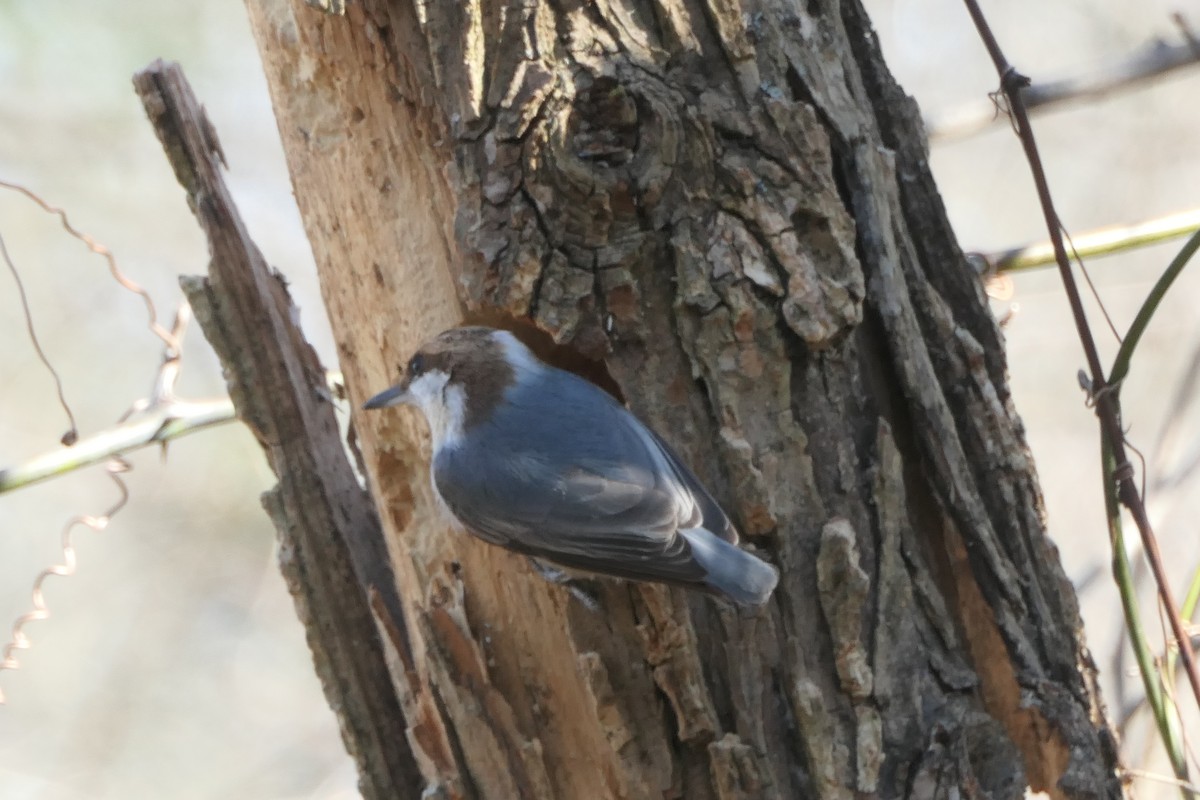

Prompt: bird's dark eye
[{"left": 408, "top": 354, "right": 425, "bottom": 378}]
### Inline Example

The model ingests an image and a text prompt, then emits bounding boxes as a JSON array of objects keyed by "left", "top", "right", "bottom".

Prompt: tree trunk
[{"left": 244, "top": 0, "right": 1121, "bottom": 797}]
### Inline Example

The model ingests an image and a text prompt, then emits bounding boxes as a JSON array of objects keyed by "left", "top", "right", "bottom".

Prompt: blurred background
[{"left": 0, "top": 0, "right": 1196, "bottom": 797}]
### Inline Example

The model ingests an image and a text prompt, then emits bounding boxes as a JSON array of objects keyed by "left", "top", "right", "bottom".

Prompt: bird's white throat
[{"left": 407, "top": 369, "right": 467, "bottom": 450}]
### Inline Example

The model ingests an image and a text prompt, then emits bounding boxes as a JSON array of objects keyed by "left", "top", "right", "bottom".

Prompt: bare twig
[
  {"left": 961, "top": 0, "right": 1200, "bottom": 717},
  {"left": 0, "top": 228, "right": 78, "bottom": 443},
  {"left": 0, "top": 398, "right": 235, "bottom": 495},
  {"left": 0, "top": 461, "right": 131, "bottom": 704},
  {"left": 1064, "top": 226, "right": 1123, "bottom": 345},
  {"left": 983, "top": 208, "right": 1200, "bottom": 274},
  {"left": 0, "top": 300, "right": 234, "bottom": 495},
  {"left": 1106, "top": 438, "right": 1189, "bottom": 777},
  {"left": 0, "top": 300, "right": 202, "bottom": 701},
  {"left": 0, "top": 179, "right": 180, "bottom": 353},
  {"left": 0, "top": 177, "right": 193, "bottom": 454},
  {"left": 1122, "top": 767, "right": 1200, "bottom": 796},
  {"left": 0, "top": 363, "right": 345, "bottom": 495},
  {"left": 929, "top": 23, "right": 1200, "bottom": 141}
]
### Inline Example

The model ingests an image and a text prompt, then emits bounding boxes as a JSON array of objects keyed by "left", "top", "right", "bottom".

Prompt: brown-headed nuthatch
[{"left": 363, "top": 326, "right": 778, "bottom": 606}]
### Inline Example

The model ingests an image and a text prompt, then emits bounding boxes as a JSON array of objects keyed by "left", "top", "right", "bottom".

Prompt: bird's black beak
[{"left": 362, "top": 383, "right": 410, "bottom": 410}]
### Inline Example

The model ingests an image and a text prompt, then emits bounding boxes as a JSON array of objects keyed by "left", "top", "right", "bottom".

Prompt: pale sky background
[{"left": 1, "top": 1, "right": 1197, "bottom": 797}]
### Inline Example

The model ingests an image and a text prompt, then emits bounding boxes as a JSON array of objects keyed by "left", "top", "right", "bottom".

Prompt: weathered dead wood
[
  {"left": 237, "top": 1, "right": 1123, "bottom": 798},
  {"left": 132, "top": 60, "right": 421, "bottom": 800}
]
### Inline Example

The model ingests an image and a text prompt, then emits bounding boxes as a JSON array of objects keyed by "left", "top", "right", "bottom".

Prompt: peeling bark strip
[
  {"left": 245, "top": 2, "right": 1120, "bottom": 799},
  {"left": 132, "top": 61, "right": 421, "bottom": 799}
]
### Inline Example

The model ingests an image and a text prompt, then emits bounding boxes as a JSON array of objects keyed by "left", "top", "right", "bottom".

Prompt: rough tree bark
[
  {"left": 134, "top": 61, "right": 422, "bottom": 800},
  {"left": 242, "top": 0, "right": 1121, "bottom": 797}
]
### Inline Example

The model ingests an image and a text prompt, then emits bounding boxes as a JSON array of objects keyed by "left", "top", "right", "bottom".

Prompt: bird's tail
[{"left": 681, "top": 528, "right": 778, "bottom": 606}]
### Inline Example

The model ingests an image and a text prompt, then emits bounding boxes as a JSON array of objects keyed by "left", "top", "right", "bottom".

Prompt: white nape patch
[
  {"left": 491, "top": 329, "right": 544, "bottom": 384},
  {"left": 405, "top": 369, "right": 467, "bottom": 449}
]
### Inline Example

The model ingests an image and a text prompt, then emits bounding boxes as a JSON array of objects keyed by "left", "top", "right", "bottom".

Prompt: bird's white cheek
[
  {"left": 405, "top": 371, "right": 443, "bottom": 410},
  {"left": 407, "top": 371, "right": 467, "bottom": 450}
]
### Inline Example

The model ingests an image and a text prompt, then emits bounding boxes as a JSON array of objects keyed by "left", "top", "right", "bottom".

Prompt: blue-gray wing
[
  {"left": 642, "top": 427, "right": 738, "bottom": 544},
  {"left": 431, "top": 368, "right": 730, "bottom": 584}
]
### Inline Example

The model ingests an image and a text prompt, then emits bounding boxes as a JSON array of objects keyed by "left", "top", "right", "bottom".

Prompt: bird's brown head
[{"left": 362, "top": 327, "right": 535, "bottom": 446}]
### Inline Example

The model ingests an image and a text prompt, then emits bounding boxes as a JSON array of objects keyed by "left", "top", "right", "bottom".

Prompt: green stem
[
  {"left": 1110, "top": 227, "right": 1200, "bottom": 386},
  {"left": 990, "top": 208, "right": 1200, "bottom": 274},
  {"left": 1182, "top": 566, "right": 1200, "bottom": 622},
  {"left": 1165, "top": 564, "right": 1200, "bottom": 749},
  {"left": 1104, "top": 437, "right": 1190, "bottom": 782},
  {"left": 1099, "top": 230, "right": 1200, "bottom": 786}
]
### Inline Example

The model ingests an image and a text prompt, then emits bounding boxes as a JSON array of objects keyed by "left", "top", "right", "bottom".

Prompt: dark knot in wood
[
  {"left": 569, "top": 76, "right": 640, "bottom": 167},
  {"left": 536, "top": 71, "right": 680, "bottom": 215}
]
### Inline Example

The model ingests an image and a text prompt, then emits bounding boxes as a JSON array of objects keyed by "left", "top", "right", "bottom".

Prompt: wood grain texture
[
  {"left": 241, "top": 0, "right": 1123, "bottom": 797},
  {"left": 133, "top": 60, "right": 421, "bottom": 799}
]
